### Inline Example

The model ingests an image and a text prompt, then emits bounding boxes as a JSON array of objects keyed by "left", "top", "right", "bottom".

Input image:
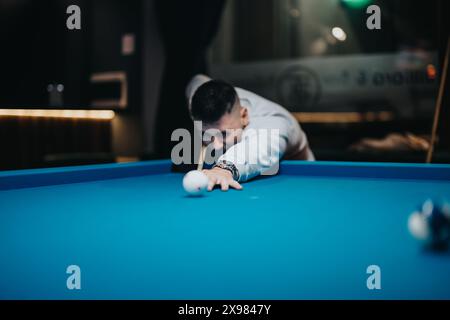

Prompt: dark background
[{"left": 0, "top": 0, "right": 448, "bottom": 170}]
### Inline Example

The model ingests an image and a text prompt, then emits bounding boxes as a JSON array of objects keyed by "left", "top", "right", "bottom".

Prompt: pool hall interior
[
  {"left": 0, "top": 0, "right": 449, "bottom": 170},
  {"left": 1, "top": 0, "right": 450, "bottom": 301}
]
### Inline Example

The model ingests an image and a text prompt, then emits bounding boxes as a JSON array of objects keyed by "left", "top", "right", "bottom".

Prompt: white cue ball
[
  {"left": 408, "top": 211, "right": 430, "bottom": 241},
  {"left": 183, "top": 170, "right": 209, "bottom": 196}
]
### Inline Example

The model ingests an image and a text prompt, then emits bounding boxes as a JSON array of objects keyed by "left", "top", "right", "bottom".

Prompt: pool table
[{"left": 1, "top": 160, "right": 450, "bottom": 300}]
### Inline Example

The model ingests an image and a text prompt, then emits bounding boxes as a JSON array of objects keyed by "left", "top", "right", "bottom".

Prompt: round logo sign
[{"left": 276, "top": 65, "right": 321, "bottom": 111}]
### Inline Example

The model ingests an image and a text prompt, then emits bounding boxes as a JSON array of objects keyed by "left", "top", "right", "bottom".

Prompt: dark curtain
[
  {"left": 0, "top": 0, "right": 91, "bottom": 108},
  {"left": 436, "top": 0, "right": 450, "bottom": 153},
  {"left": 154, "top": 0, "right": 226, "bottom": 158},
  {"left": 0, "top": 0, "right": 59, "bottom": 106}
]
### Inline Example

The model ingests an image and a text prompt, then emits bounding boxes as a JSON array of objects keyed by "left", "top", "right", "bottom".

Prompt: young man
[{"left": 186, "top": 74, "right": 314, "bottom": 191}]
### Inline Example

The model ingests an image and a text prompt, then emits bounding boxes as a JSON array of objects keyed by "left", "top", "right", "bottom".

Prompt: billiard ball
[
  {"left": 408, "top": 210, "right": 430, "bottom": 241},
  {"left": 182, "top": 170, "right": 209, "bottom": 196},
  {"left": 408, "top": 199, "right": 450, "bottom": 249}
]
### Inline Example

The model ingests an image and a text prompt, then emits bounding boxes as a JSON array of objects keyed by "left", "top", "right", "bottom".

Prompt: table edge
[{"left": 1, "top": 160, "right": 450, "bottom": 191}]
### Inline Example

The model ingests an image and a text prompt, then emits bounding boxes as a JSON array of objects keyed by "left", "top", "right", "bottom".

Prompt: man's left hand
[{"left": 202, "top": 168, "right": 243, "bottom": 191}]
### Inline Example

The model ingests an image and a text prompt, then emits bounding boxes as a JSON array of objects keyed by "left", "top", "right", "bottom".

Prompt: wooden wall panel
[{"left": 0, "top": 117, "right": 112, "bottom": 170}]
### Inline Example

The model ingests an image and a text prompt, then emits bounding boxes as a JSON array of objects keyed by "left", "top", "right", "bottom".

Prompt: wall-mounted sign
[{"left": 211, "top": 51, "right": 438, "bottom": 118}]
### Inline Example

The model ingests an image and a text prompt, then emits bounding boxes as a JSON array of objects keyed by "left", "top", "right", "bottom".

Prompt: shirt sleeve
[{"left": 217, "top": 116, "right": 289, "bottom": 182}]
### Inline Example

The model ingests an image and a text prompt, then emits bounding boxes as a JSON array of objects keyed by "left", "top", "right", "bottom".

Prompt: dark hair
[{"left": 191, "top": 80, "right": 238, "bottom": 123}]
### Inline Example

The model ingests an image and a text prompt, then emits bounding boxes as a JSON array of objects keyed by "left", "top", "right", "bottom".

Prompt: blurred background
[{"left": 0, "top": 0, "right": 449, "bottom": 170}]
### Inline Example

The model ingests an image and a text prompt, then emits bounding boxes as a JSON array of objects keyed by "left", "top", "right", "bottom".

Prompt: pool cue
[
  {"left": 426, "top": 36, "right": 450, "bottom": 163},
  {"left": 197, "top": 145, "right": 205, "bottom": 171}
]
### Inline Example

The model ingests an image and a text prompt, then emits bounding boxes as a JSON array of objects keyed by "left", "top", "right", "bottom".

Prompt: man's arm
[{"left": 217, "top": 116, "right": 289, "bottom": 183}]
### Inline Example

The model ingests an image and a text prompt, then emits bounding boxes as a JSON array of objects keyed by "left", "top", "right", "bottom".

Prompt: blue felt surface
[{"left": 1, "top": 161, "right": 450, "bottom": 299}]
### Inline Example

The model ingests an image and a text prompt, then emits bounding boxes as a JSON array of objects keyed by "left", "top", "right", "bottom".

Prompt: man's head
[{"left": 191, "top": 80, "right": 249, "bottom": 150}]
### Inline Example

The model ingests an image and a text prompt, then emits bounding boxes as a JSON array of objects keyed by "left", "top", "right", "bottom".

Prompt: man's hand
[{"left": 202, "top": 168, "right": 243, "bottom": 191}]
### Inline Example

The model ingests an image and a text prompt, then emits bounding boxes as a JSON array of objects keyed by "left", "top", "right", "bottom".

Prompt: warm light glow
[
  {"left": 292, "top": 112, "right": 395, "bottom": 123},
  {"left": 331, "top": 27, "right": 347, "bottom": 42},
  {"left": 427, "top": 64, "right": 437, "bottom": 80},
  {"left": 0, "top": 109, "right": 115, "bottom": 120}
]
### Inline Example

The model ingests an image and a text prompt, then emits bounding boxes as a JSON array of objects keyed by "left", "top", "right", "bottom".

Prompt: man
[{"left": 186, "top": 74, "right": 314, "bottom": 191}]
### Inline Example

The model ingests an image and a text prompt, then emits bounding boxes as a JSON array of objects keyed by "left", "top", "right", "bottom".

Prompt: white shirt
[{"left": 186, "top": 74, "right": 314, "bottom": 182}]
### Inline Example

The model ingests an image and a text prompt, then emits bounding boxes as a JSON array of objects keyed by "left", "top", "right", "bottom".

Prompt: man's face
[{"left": 202, "top": 103, "right": 249, "bottom": 152}]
